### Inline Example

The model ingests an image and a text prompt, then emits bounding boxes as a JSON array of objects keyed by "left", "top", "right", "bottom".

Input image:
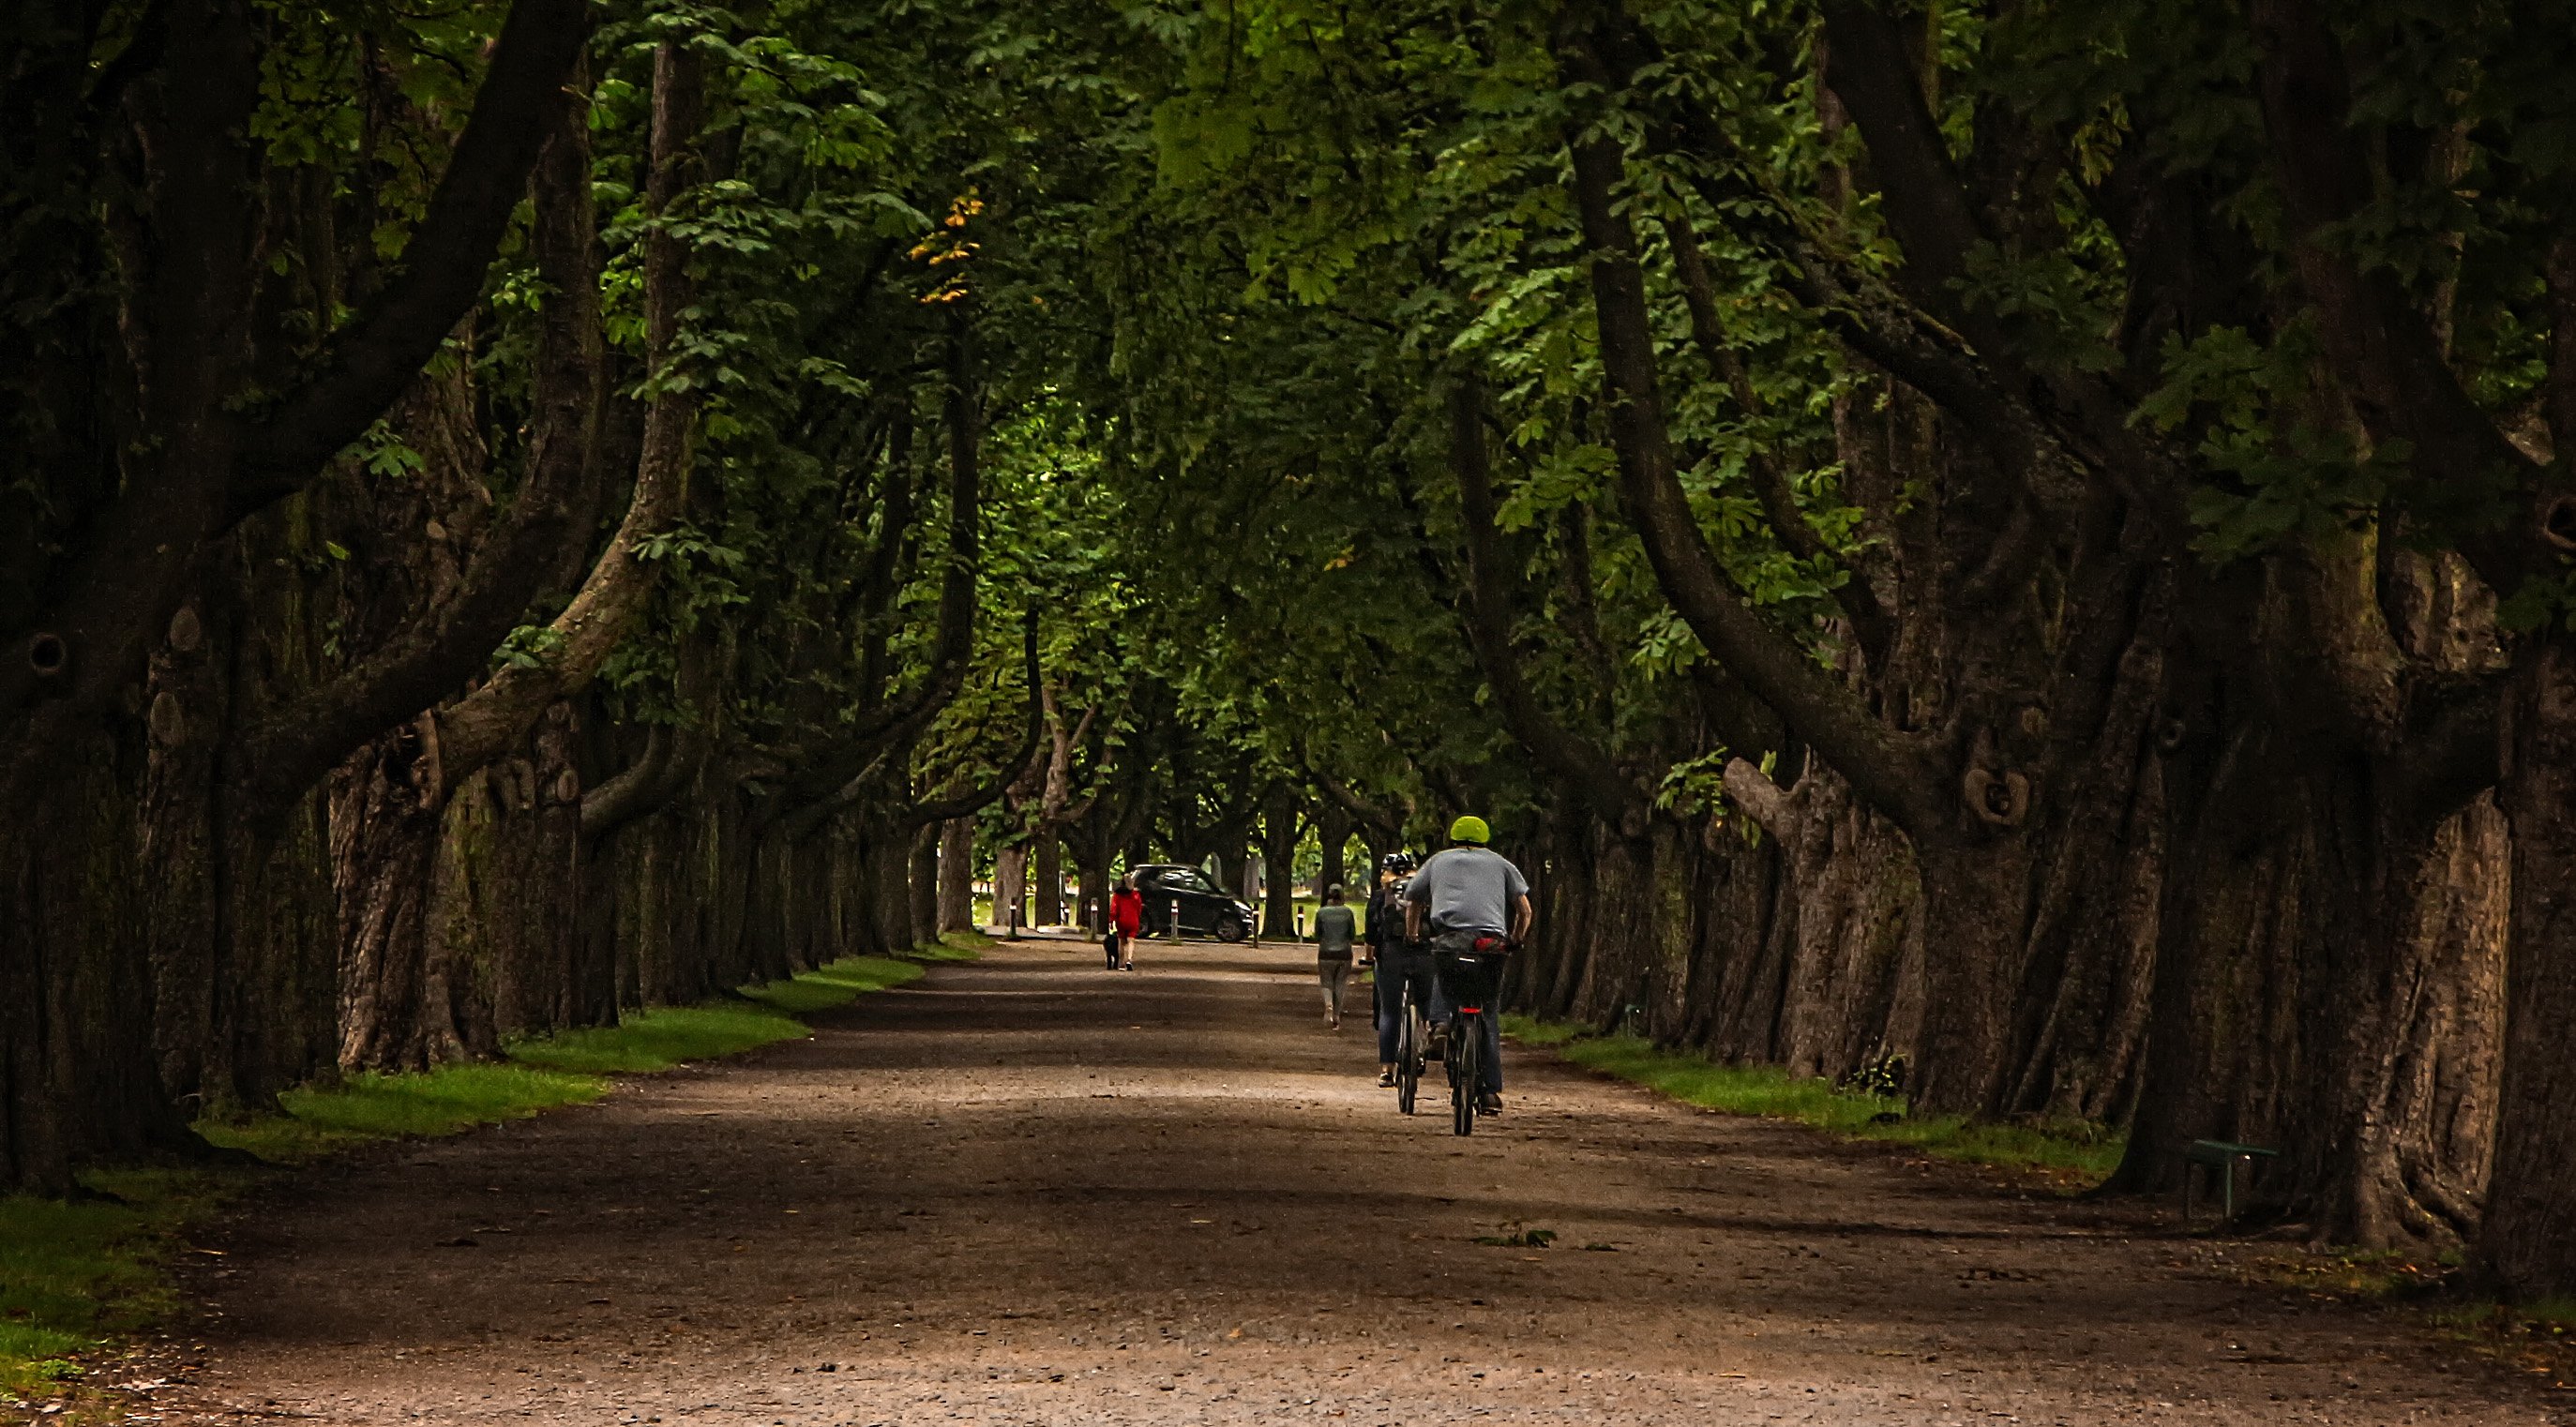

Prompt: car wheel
[{"left": 1213, "top": 914, "right": 1248, "bottom": 944}]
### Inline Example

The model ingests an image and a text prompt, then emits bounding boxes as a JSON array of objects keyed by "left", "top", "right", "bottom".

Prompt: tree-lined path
[{"left": 154, "top": 947, "right": 2546, "bottom": 1427}]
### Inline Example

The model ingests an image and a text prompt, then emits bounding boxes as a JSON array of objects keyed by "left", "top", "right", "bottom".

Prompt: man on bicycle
[
  {"left": 1402, "top": 816, "right": 1532, "bottom": 1116},
  {"left": 1367, "top": 852, "right": 1430, "bottom": 1087}
]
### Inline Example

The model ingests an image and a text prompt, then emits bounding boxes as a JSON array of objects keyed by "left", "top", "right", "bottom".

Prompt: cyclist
[
  {"left": 1402, "top": 816, "right": 1531, "bottom": 1116},
  {"left": 1366, "top": 852, "right": 1429, "bottom": 1087}
]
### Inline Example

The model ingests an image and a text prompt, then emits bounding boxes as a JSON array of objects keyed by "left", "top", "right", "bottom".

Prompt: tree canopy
[{"left": 6, "top": 0, "right": 2576, "bottom": 1299}]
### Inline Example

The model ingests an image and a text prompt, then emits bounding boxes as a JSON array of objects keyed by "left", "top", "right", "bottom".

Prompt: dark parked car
[{"left": 1129, "top": 864, "right": 1257, "bottom": 943}]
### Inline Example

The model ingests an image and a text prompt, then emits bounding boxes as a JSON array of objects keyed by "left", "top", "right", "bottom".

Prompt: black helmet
[{"left": 1378, "top": 850, "right": 1416, "bottom": 876}]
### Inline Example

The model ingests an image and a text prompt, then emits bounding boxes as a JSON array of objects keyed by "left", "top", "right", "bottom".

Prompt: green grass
[
  {"left": 0, "top": 1170, "right": 220, "bottom": 1399},
  {"left": 1503, "top": 1018, "right": 2124, "bottom": 1184},
  {"left": 909, "top": 929, "right": 991, "bottom": 961},
  {"left": 2417, "top": 1292, "right": 2576, "bottom": 1387},
  {"left": 4, "top": 946, "right": 962, "bottom": 1407},
  {"left": 736, "top": 955, "right": 924, "bottom": 1015},
  {"left": 198, "top": 1064, "right": 611, "bottom": 1164}
]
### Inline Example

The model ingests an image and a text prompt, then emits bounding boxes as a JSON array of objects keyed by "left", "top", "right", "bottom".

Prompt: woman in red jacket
[{"left": 1107, "top": 874, "right": 1145, "bottom": 971}]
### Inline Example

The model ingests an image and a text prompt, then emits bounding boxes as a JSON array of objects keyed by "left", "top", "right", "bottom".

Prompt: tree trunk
[
  {"left": 449, "top": 702, "right": 589, "bottom": 1041},
  {"left": 1317, "top": 803, "right": 1349, "bottom": 904},
  {"left": 873, "top": 821, "right": 912, "bottom": 958},
  {"left": 1712, "top": 757, "right": 1921, "bottom": 1078},
  {"left": 907, "top": 821, "right": 940, "bottom": 951},
  {"left": 938, "top": 816, "right": 975, "bottom": 932},
  {"left": 1032, "top": 828, "right": 1063, "bottom": 926},
  {"left": 333, "top": 718, "right": 477, "bottom": 1071},
  {"left": 0, "top": 732, "right": 177, "bottom": 1192},
  {"left": 140, "top": 556, "right": 339, "bottom": 1120},
  {"left": 2482, "top": 638, "right": 2576, "bottom": 1297},
  {"left": 1073, "top": 806, "right": 1108, "bottom": 934},
  {"left": 994, "top": 844, "right": 1026, "bottom": 932},
  {"left": 2112, "top": 677, "right": 2507, "bottom": 1252},
  {"left": 1259, "top": 791, "right": 1299, "bottom": 939}
]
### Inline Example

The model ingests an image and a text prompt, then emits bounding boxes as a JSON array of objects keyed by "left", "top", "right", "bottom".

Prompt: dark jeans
[
  {"left": 1434, "top": 949, "right": 1506, "bottom": 1095},
  {"left": 1373, "top": 946, "right": 1439, "bottom": 1062}
]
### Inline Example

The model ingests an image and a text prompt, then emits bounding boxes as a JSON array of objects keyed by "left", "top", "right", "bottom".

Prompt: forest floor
[{"left": 113, "top": 939, "right": 2567, "bottom": 1426}]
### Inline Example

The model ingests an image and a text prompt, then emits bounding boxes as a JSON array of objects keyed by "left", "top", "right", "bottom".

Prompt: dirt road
[{"left": 158, "top": 941, "right": 2558, "bottom": 1425}]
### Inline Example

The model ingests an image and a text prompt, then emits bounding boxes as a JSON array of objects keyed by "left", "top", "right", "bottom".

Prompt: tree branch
[
  {"left": 1813, "top": 1, "right": 1993, "bottom": 330},
  {"left": 1661, "top": 204, "right": 1892, "bottom": 662},
  {"left": 229, "top": 57, "right": 605, "bottom": 825},
  {"left": 1451, "top": 369, "right": 1638, "bottom": 830},
  {"left": 581, "top": 625, "right": 719, "bottom": 842},
  {"left": 2248, "top": 0, "right": 2545, "bottom": 591},
  {"left": 1555, "top": 0, "right": 1946, "bottom": 838},
  {"left": 230, "top": 0, "right": 594, "bottom": 516},
  {"left": 422, "top": 34, "right": 698, "bottom": 788},
  {"left": 1721, "top": 756, "right": 1797, "bottom": 840},
  {"left": 901, "top": 612, "right": 1045, "bottom": 830},
  {"left": 768, "top": 330, "right": 985, "bottom": 834}
]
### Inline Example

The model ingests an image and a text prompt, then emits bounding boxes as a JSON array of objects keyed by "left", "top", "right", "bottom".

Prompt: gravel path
[{"left": 150, "top": 939, "right": 2560, "bottom": 1425}]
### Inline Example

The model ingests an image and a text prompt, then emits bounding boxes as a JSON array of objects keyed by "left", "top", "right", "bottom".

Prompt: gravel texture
[{"left": 141, "top": 939, "right": 2563, "bottom": 1425}]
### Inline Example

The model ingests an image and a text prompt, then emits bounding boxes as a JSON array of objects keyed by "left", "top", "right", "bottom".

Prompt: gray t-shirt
[
  {"left": 1314, "top": 904, "right": 1357, "bottom": 958},
  {"left": 1402, "top": 847, "right": 1529, "bottom": 936}
]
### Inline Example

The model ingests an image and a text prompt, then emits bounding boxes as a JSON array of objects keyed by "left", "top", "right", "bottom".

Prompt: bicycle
[
  {"left": 1436, "top": 940, "right": 1508, "bottom": 1137},
  {"left": 1394, "top": 971, "right": 1430, "bottom": 1115}
]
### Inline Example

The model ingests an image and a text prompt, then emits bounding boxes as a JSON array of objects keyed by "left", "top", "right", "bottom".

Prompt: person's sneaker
[
  {"left": 1378, "top": 1071, "right": 1396, "bottom": 1088},
  {"left": 1477, "top": 1093, "right": 1503, "bottom": 1116}
]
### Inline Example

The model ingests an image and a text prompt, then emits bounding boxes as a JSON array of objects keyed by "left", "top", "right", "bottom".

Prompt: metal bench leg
[{"left": 2222, "top": 1155, "right": 2239, "bottom": 1222}]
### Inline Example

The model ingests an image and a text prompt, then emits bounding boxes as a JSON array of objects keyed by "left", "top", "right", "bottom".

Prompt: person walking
[
  {"left": 1108, "top": 874, "right": 1144, "bottom": 971},
  {"left": 1313, "top": 883, "right": 1358, "bottom": 1029}
]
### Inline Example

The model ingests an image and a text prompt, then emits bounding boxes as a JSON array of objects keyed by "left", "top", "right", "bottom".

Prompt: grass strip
[
  {"left": 3, "top": 942, "right": 973, "bottom": 1407},
  {"left": 0, "top": 1170, "right": 222, "bottom": 1400},
  {"left": 1501, "top": 1016, "right": 2123, "bottom": 1184}
]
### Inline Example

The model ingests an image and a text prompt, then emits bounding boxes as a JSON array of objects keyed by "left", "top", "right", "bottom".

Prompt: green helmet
[{"left": 1449, "top": 814, "right": 1491, "bottom": 845}]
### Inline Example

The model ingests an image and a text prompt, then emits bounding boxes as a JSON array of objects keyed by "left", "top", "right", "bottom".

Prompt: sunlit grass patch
[
  {"left": 911, "top": 930, "right": 990, "bottom": 961},
  {"left": 741, "top": 954, "right": 924, "bottom": 1014},
  {"left": 198, "top": 1064, "right": 610, "bottom": 1164},
  {"left": 209, "top": 953, "right": 939, "bottom": 1162},
  {"left": 1501, "top": 1017, "right": 2123, "bottom": 1186},
  {"left": 501, "top": 1003, "right": 795, "bottom": 1074},
  {"left": 1498, "top": 1017, "right": 1592, "bottom": 1048}
]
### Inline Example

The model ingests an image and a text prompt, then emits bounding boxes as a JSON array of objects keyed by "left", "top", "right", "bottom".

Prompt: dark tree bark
[
  {"left": 1316, "top": 802, "right": 1350, "bottom": 905},
  {"left": 937, "top": 816, "right": 976, "bottom": 934},
  {"left": 0, "top": 0, "right": 592, "bottom": 817},
  {"left": 1032, "top": 832, "right": 1065, "bottom": 927},
  {"left": 2482, "top": 642, "right": 2576, "bottom": 1295},
  {"left": 910, "top": 821, "right": 942, "bottom": 950},
  {"left": 1258, "top": 789, "right": 1300, "bottom": 939},
  {"left": 334, "top": 42, "right": 661, "bottom": 1070}
]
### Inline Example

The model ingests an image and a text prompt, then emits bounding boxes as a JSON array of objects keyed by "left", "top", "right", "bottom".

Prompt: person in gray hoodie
[{"left": 1313, "top": 883, "right": 1358, "bottom": 1029}]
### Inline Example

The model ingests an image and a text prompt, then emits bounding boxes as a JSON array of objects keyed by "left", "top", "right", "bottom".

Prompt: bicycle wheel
[
  {"left": 1396, "top": 992, "right": 1421, "bottom": 1115},
  {"left": 1452, "top": 1014, "right": 1478, "bottom": 1136}
]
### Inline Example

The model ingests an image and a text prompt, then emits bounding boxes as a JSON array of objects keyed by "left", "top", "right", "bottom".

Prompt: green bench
[{"left": 2179, "top": 1139, "right": 2280, "bottom": 1224}]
